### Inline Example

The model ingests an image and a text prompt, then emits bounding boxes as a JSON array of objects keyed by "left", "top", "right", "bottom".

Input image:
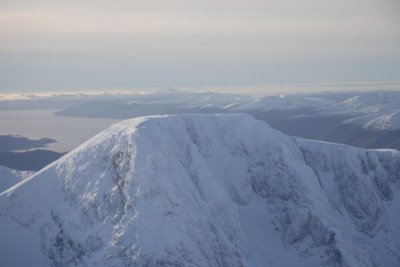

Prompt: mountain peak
[{"left": 1, "top": 114, "right": 399, "bottom": 267}]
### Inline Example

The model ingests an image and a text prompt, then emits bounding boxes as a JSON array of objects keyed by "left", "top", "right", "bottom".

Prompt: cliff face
[{"left": 1, "top": 114, "right": 399, "bottom": 267}]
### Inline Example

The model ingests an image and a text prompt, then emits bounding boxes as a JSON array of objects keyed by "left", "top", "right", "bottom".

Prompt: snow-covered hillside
[
  {"left": 0, "top": 114, "right": 399, "bottom": 267},
  {"left": 0, "top": 166, "right": 33, "bottom": 193}
]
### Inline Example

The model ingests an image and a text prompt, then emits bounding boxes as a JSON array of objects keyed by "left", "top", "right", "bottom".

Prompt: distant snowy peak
[
  {"left": 321, "top": 92, "right": 400, "bottom": 129},
  {"left": 365, "top": 111, "right": 400, "bottom": 130},
  {"left": 0, "top": 114, "right": 399, "bottom": 267},
  {"left": 345, "top": 93, "right": 400, "bottom": 109},
  {"left": 324, "top": 93, "right": 395, "bottom": 114}
]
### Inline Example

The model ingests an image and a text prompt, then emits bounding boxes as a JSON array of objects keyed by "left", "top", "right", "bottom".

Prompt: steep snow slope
[
  {"left": 0, "top": 114, "right": 399, "bottom": 267},
  {"left": 0, "top": 166, "right": 33, "bottom": 193}
]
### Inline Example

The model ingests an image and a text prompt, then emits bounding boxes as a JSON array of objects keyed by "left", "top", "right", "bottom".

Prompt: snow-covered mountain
[
  {"left": 0, "top": 114, "right": 399, "bottom": 267},
  {"left": 0, "top": 166, "right": 33, "bottom": 193},
  {"left": 320, "top": 92, "right": 400, "bottom": 130}
]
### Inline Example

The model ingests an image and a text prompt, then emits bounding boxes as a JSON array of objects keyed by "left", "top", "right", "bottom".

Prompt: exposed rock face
[{"left": 0, "top": 114, "right": 399, "bottom": 267}]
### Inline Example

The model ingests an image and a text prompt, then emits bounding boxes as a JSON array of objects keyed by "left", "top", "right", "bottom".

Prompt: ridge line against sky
[{"left": 0, "top": 0, "right": 399, "bottom": 91}]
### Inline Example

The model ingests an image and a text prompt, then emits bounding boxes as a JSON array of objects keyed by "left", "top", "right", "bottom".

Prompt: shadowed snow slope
[{"left": 0, "top": 114, "right": 400, "bottom": 267}]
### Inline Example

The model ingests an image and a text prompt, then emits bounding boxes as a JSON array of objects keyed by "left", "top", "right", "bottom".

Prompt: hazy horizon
[
  {"left": 1, "top": 81, "right": 400, "bottom": 99},
  {"left": 1, "top": 0, "right": 399, "bottom": 91}
]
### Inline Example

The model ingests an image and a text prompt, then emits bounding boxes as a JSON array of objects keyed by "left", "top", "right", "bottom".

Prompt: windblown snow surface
[{"left": 0, "top": 114, "right": 399, "bottom": 267}]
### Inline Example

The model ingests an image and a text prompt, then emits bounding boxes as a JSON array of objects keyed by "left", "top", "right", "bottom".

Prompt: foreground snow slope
[{"left": 0, "top": 114, "right": 399, "bottom": 267}]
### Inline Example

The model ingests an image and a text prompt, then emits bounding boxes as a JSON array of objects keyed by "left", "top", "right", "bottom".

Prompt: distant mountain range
[
  {"left": 0, "top": 135, "right": 64, "bottom": 171},
  {"left": 52, "top": 90, "right": 400, "bottom": 131},
  {"left": 52, "top": 90, "right": 400, "bottom": 150},
  {"left": 0, "top": 135, "right": 55, "bottom": 153}
]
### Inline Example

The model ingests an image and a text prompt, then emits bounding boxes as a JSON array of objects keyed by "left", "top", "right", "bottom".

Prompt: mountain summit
[{"left": 1, "top": 114, "right": 399, "bottom": 266}]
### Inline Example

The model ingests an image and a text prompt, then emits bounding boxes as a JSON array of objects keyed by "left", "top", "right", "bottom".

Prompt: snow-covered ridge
[{"left": 0, "top": 114, "right": 399, "bottom": 266}]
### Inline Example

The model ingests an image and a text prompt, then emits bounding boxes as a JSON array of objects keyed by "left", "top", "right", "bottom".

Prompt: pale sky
[{"left": 0, "top": 0, "right": 399, "bottom": 91}]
